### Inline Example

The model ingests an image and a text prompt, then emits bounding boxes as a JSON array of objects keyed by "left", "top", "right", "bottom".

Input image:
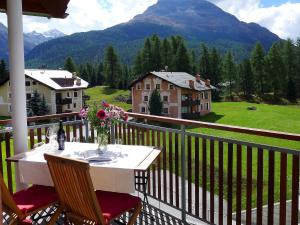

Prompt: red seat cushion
[
  {"left": 13, "top": 185, "right": 58, "bottom": 213},
  {"left": 95, "top": 190, "right": 141, "bottom": 223}
]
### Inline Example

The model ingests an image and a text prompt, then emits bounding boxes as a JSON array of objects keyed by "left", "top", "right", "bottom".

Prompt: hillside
[{"left": 25, "top": 0, "right": 280, "bottom": 68}]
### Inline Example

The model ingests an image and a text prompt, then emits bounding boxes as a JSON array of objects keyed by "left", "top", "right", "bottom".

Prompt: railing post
[
  {"left": 84, "top": 119, "right": 89, "bottom": 143},
  {"left": 180, "top": 124, "right": 187, "bottom": 223},
  {"left": 111, "top": 125, "right": 115, "bottom": 144}
]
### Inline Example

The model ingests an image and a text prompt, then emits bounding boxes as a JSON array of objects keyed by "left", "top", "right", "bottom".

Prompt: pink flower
[
  {"left": 107, "top": 121, "right": 112, "bottom": 128},
  {"left": 96, "top": 109, "right": 107, "bottom": 120},
  {"left": 79, "top": 107, "right": 88, "bottom": 118},
  {"left": 100, "top": 122, "right": 105, "bottom": 127},
  {"left": 123, "top": 113, "right": 128, "bottom": 121},
  {"left": 102, "top": 101, "right": 110, "bottom": 108}
]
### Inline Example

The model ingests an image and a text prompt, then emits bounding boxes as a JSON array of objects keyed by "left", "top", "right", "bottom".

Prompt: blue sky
[
  {"left": 0, "top": 0, "right": 300, "bottom": 39},
  {"left": 261, "top": 0, "right": 300, "bottom": 6}
]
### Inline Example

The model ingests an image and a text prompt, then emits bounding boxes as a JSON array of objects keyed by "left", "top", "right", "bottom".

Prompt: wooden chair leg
[
  {"left": 47, "top": 205, "right": 63, "bottom": 225},
  {"left": 127, "top": 202, "right": 142, "bottom": 225}
]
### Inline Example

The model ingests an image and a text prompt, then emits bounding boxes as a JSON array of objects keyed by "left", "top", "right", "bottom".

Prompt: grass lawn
[
  {"left": 85, "top": 87, "right": 300, "bottom": 210},
  {"left": 85, "top": 86, "right": 131, "bottom": 111}
]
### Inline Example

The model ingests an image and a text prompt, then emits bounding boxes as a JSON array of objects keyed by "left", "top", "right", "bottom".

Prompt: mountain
[
  {"left": 0, "top": 23, "right": 65, "bottom": 60},
  {"left": 25, "top": 29, "right": 65, "bottom": 46},
  {"left": 26, "top": 0, "right": 280, "bottom": 68}
]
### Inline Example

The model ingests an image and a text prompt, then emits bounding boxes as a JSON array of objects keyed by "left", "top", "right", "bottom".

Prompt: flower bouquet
[{"left": 79, "top": 101, "right": 128, "bottom": 152}]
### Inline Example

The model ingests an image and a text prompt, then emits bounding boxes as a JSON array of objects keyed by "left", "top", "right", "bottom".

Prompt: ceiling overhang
[{"left": 0, "top": 0, "right": 70, "bottom": 19}]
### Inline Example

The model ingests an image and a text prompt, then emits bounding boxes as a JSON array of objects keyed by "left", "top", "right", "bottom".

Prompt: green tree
[
  {"left": 161, "top": 39, "right": 173, "bottom": 71},
  {"left": 133, "top": 51, "right": 143, "bottom": 77},
  {"left": 199, "top": 44, "right": 211, "bottom": 78},
  {"left": 27, "top": 90, "right": 49, "bottom": 116},
  {"left": 240, "top": 59, "right": 254, "bottom": 100},
  {"left": 265, "top": 43, "right": 284, "bottom": 97},
  {"left": 96, "top": 63, "right": 105, "bottom": 85},
  {"left": 287, "top": 77, "right": 297, "bottom": 103},
  {"left": 174, "top": 42, "right": 190, "bottom": 72},
  {"left": 296, "top": 38, "right": 300, "bottom": 98},
  {"left": 149, "top": 89, "right": 163, "bottom": 116},
  {"left": 151, "top": 35, "right": 162, "bottom": 71},
  {"left": 222, "top": 52, "right": 236, "bottom": 100},
  {"left": 142, "top": 38, "right": 153, "bottom": 73},
  {"left": 210, "top": 48, "right": 222, "bottom": 101},
  {"left": 0, "top": 59, "right": 9, "bottom": 83},
  {"left": 64, "top": 57, "right": 77, "bottom": 73},
  {"left": 190, "top": 50, "right": 197, "bottom": 75},
  {"left": 103, "top": 46, "right": 121, "bottom": 89},
  {"left": 250, "top": 43, "right": 266, "bottom": 96}
]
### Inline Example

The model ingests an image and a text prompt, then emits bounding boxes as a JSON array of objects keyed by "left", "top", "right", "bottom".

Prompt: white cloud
[
  {"left": 208, "top": 0, "right": 300, "bottom": 39},
  {"left": 0, "top": 0, "right": 300, "bottom": 39},
  {"left": 0, "top": 0, "right": 157, "bottom": 34}
]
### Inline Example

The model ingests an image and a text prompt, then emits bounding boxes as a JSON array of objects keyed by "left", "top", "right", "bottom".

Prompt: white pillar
[{"left": 7, "top": 0, "right": 28, "bottom": 190}]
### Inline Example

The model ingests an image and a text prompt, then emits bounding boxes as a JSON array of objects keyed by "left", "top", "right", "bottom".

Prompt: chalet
[
  {"left": 130, "top": 72, "right": 214, "bottom": 118},
  {"left": 0, "top": 69, "right": 89, "bottom": 116}
]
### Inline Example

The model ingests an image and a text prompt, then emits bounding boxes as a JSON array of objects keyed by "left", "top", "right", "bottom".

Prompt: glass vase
[{"left": 96, "top": 132, "right": 109, "bottom": 153}]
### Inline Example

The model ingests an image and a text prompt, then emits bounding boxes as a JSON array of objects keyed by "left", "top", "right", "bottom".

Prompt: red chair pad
[
  {"left": 13, "top": 185, "right": 58, "bottom": 213},
  {"left": 95, "top": 190, "right": 141, "bottom": 223}
]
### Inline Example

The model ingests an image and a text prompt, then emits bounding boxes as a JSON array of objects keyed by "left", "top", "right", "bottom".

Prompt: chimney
[
  {"left": 76, "top": 77, "right": 81, "bottom": 86},
  {"left": 189, "top": 80, "right": 195, "bottom": 89},
  {"left": 205, "top": 79, "right": 211, "bottom": 86},
  {"left": 72, "top": 72, "right": 77, "bottom": 78},
  {"left": 195, "top": 74, "right": 201, "bottom": 82}
]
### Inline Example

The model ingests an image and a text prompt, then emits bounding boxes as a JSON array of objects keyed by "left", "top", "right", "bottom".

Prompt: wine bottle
[{"left": 57, "top": 120, "right": 66, "bottom": 150}]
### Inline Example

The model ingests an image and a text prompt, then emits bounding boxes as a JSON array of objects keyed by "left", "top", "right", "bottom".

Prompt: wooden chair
[
  {"left": 44, "top": 153, "right": 142, "bottom": 225},
  {"left": 1, "top": 173, "right": 60, "bottom": 225}
]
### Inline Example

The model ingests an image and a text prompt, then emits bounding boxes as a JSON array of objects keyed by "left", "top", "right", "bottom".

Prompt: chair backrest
[
  {"left": 44, "top": 154, "right": 106, "bottom": 224},
  {"left": 0, "top": 173, "right": 22, "bottom": 216}
]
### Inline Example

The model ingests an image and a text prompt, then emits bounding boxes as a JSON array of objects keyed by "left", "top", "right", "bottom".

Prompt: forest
[{"left": 1, "top": 34, "right": 300, "bottom": 104}]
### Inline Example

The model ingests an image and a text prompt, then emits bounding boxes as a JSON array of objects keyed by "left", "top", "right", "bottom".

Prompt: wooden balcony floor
[{"left": 2, "top": 203, "right": 187, "bottom": 225}]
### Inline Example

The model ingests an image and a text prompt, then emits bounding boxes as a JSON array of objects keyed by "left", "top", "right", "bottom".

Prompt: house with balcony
[
  {"left": 130, "top": 71, "right": 214, "bottom": 118},
  {"left": 0, "top": 69, "right": 89, "bottom": 116}
]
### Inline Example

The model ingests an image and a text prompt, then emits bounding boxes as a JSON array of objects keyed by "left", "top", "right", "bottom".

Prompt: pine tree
[
  {"left": 296, "top": 38, "right": 300, "bottom": 98},
  {"left": 174, "top": 42, "right": 190, "bottom": 73},
  {"left": 96, "top": 63, "right": 105, "bottom": 85},
  {"left": 240, "top": 59, "right": 254, "bottom": 100},
  {"left": 103, "top": 46, "right": 121, "bottom": 89},
  {"left": 222, "top": 52, "right": 236, "bottom": 100},
  {"left": 287, "top": 77, "right": 297, "bottom": 103},
  {"left": 190, "top": 50, "right": 197, "bottom": 75},
  {"left": 27, "top": 91, "right": 49, "bottom": 116},
  {"left": 162, "top": 39, "right": 173, "bottom": 71},
  {"left": 266, "top": 43, "right": 284, "bottom": 98},
  {"left": 199, "top": 44, "right": 211, "bottom": 78},
  {"left": 0, "top": 59, "right": 9, "bottom": 83},
  {"left": 151, "top": 35, "right": 162, "bottom": 71},
  {"left": 149, "top": 89, "right": 163, "bottom": 116},
  {"left": 64, "top": 57, "right": 77, "bottom": 73},
  {"left": 133, "top": 51, "right": 143, "bottom": 77},
  {"left": 250, "top": 43, "right": 266, "bottom": 96},
  {"left": 142, "top": 38, "right": 153, "bottom": 73},
  {"left": 210, "top": 48, "right": 222, "bottom": 101}
]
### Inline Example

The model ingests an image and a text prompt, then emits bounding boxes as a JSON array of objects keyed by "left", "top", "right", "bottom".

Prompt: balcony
[
  {"left": 56, "top": 97, "right": 72, "bottom": 105},
  {"left": 181, "top": 99, "right": 200, "bottom": 107},
  {"left": 1, "top": 112, "right": 300, "bottom": 225}
]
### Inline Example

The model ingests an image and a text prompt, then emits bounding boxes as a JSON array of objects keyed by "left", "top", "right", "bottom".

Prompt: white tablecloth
[{"left": 18, "top": 142, "right": 155, "bottom": 193}]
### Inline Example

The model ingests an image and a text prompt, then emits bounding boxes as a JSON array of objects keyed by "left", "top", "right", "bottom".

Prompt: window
[
  {"left": 137, "top": 84, "right": 141, "bottom": 90},
  {"left": 181, "top": 106, "right": 191, "bottom": 113},
  {"left": 156, "top": 84, "right": 161, "bottom": 90},
  {"left": 144, "top": 96, "right": 149, "bottom": 102},
  {"left": 9, "top": 105, "right": 12, "bottom": 113},
  {"left": 169, "top": 84, "right": 174, "bottom": 90},
  {"left": 146, "top": 84, "right": 150, "bottom": 90},
  {"left": 67, "top": 92, "right": 70, "bottom": 97},
  {"left": 73, "top": 103, "right": 77, "bottom": 108},
  {"left": 26, "top": 93, "right": 31, "bottom": 99},
  {"left": 163, "top": 108, "right": 168, "bottom": 114},
  {"left": 202, "top": 93, "right": 205, "bottom": 99},
  {"left": 67, "top": 104, "right": 70, "bottom": 109},
  {"left": 141, "top": 107, "right": 146, "bottom": 113},
  {"left": 74, "top": 91, "right": 78, "bottom": 98},
  {"left": 32, "top": 81, "right": 37, "bottom": 85},
  {"left": 163, "top": 96, "right": 168, "bottom": 102},
  {"left": 25, "top": 81, "right": 30, "bottom": 86},
  {"left": 205, "top": 92, "right": 209, "bottom": 99},
  {"left": 206, "top": 103, "right": 209, "bottom": 110}
]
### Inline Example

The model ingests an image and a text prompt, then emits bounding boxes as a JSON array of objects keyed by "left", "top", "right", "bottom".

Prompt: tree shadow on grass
[
  {"left": 102, "top": 86, "right": 118, "bottom": 95},
  {"left": 198, "top": 112, "right": 225, "bottom": 123}
]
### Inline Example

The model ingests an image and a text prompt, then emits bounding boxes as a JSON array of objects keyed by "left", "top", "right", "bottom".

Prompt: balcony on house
[
  {"left": 1, "top": 112, "right": 300, "bottom": 225},
  {"left": 181, "top": 99, "right": 201, "bottom": 107}
]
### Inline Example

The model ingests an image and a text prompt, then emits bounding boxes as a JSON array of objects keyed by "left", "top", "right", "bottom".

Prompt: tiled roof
[
  {"left": 24, "top": 69, "right": 89, "bottom": 90},
  {"left": 131, "top": 72, "right": 214, "bottom": 91}
]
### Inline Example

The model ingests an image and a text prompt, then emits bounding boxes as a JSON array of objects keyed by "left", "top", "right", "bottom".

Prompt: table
[{"left": 7, "top": 142, "right": 161, "bottom": 193}]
